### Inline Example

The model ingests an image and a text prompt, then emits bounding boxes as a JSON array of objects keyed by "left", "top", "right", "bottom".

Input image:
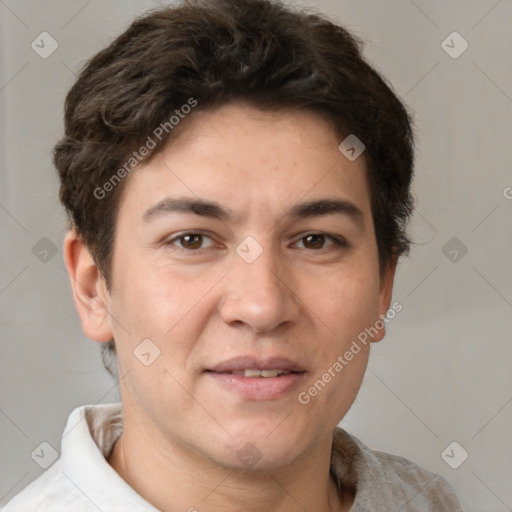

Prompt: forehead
[{"left": 116, "top": 103, "right": 372, "bottom": 223}]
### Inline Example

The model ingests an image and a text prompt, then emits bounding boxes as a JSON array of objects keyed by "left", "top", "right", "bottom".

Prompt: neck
[{"left": 107, "top": 412, "right": 353, "bottom": 512}]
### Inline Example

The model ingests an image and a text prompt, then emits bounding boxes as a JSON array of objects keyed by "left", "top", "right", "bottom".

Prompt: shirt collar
[
  {"left": 60, "top": 403, "right": 159, "bottom": 511},
  {"left": 61, "top": 403, "right": 362, "bottom": 509}
]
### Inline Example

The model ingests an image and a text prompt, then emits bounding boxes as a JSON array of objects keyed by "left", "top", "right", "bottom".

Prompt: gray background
[{"left": 1, "top": 1, "right": 511, "bottom": 510}]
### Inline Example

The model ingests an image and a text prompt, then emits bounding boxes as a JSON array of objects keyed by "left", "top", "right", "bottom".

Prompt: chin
[
  {"left": 209, "top": 425, "right": 307, "bottom": 472},
  {"left": 217, "top": 444, "right": 302, "bottom": 473}
]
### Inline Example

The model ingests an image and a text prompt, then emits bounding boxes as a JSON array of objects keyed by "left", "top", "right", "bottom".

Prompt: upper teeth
[{"left": 230, "top": 369, "right": 291, "bottom": 378}]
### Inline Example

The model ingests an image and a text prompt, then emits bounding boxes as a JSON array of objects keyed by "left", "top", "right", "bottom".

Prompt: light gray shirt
[{"left": 2, "top": 403, "right": 463, "bottom": 511}]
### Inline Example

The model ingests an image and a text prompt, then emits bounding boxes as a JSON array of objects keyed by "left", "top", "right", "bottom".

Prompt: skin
[{"left": 64, "top": 103, "right": 396, "bottom": 512}]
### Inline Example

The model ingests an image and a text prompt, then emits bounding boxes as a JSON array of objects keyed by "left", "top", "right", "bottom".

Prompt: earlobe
[
  {"left": 63, "top": 229, "right": 114, "bottom": 342},
  {"left": 372, "top": 257, "right": 398, "bottom": 343}
]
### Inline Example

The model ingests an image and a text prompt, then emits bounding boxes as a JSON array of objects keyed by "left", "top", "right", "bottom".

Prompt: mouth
[
  {"left": 205, "top": 356, "right": 306, "bottom": 400},
  {"left": 217, "top": 369, "right": 294, "bottom": 378}
]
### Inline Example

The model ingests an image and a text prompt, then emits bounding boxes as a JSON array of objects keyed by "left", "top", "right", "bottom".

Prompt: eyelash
[{"left": 164, "top": 232, "right": 348, "bottom": 253}]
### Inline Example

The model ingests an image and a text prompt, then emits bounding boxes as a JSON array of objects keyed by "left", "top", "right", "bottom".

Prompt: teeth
[
  {"left": 230, "top": 369, "right": 292, "bottom": 378},
  {"left": 245, "top": 369, "right": 263, "bottom": 378},
  {"left": 260, "top": 369, "right": 281, "bottom": 378}
]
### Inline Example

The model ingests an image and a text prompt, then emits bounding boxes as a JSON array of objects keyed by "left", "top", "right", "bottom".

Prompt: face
[{"left": 92, "top": 104, "right": 394, "bottom": 470}]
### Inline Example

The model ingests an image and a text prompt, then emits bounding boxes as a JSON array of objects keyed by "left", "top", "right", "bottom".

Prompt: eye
[
  {"left": 294, "top": 233, "right": 346, "bottom": 250},
  {"left": 167, "top": 233, "right": 216, "bottom": 251}
]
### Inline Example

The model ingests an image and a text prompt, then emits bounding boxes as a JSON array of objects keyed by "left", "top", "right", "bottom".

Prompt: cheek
[
  {"left": 108, "top": 267, "right": 213, "bottom": 411},
  {"left": 300, "top": 274, "right": 376, "bottom": 423},
  {"left": 109, "top": 262, "right": 220, "bottom": 366},
  {"left": 111, "top": 261, "right": 179, "bottom": 329},
  {"left": 309, "top": 265, "right": 381, "bottom": 342}
]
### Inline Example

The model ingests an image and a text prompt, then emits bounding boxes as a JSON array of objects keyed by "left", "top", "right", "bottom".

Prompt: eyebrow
[
  {"left": 142, "top": 197, "right": 364, "bottom": 227},
  {"left": 143, "top": 197, "right": 231, "bottom": 222},
  {"left": 287, "top": 198, "right": 363, "bottom": 226}
]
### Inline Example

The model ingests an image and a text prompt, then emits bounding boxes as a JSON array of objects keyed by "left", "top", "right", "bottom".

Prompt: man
[{"left": 3, "top": 0, "right": 463, "bottom": 510}]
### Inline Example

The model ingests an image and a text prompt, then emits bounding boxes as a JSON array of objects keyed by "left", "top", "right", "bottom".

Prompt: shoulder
[
  {"left": 1, "top": 460, "right": 94, "bottom": 512},
  {"left": 362, "top": 446, "right": 463, "bottom": 510},
  {"left": 331, "top": 428, "right": 464, "bottom": 511},
  {"left": 1, "top": 403, "right": 128, "bottom": 512}
]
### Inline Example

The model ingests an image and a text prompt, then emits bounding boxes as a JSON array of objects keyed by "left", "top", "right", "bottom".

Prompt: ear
[
  {"left": 371, "top": 256, "right": 398, "bottom": 343},
  {"left": 63, "top": 229, "right": 114, "bottom": 342}
]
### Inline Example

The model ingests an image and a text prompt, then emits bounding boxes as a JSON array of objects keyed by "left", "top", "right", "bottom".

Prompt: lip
[
  {"left": 205, "top": 356, "right": 306, "bottom": 400},
  {"left": 208, "top": 356, "right": 305, "bottom": 373}
]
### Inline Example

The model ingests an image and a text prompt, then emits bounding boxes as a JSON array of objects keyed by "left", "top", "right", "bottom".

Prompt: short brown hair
[{"left": 55, "top": 0, "right": 414, "bottom": 373}]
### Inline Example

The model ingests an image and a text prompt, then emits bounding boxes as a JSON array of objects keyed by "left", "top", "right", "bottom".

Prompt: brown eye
[
  {"left": 295, "top": 233, "right": 346, "bottom": 251},
  {"left": 165, "top": 232, "right": 217, "bottom": 253},
  {"left": 180, "top": 234, "right": 203, "bottom": 249},
  {"left": 302, "top": 234, "right": 327, "bottom": 249}
]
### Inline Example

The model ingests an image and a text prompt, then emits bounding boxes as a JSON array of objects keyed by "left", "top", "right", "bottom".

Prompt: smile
[
  {"left": 221, "top": 369, "right": 293, "bottom": 378},
  {"left": 205, "top": 358, "right": 306, "bottom": 399}
]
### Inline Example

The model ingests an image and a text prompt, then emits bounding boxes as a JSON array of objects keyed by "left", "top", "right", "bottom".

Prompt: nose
[{"left": 218, "top": 245, "right": 301, "bottom": 334}]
